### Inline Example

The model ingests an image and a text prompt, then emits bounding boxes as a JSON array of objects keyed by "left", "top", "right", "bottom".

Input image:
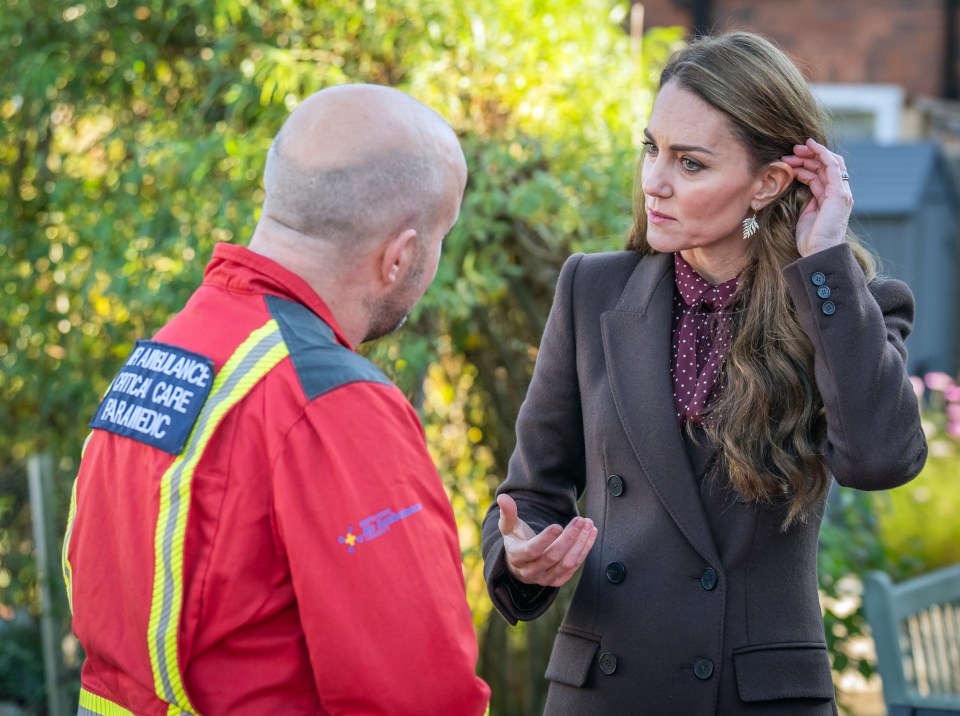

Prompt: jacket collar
[
  {"left": 204, "top": 243, "right": 353, "bottom": 350},
  {"left": 600, "top": 252, "right": 721, "bottom": 567}
]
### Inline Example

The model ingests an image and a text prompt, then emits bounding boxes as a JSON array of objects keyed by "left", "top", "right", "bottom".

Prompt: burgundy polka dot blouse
[{"left": 671, "top": 253, "right": 740, "bottom": 425}]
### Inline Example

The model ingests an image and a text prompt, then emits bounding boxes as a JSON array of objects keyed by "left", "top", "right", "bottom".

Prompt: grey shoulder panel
[{"left": 265, "top": 294, "right": 392, "bottom": 400}]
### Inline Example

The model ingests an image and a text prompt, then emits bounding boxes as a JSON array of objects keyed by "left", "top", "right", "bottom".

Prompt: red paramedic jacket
[{"left": 64, "top": 243, "right": 491, "bottom": 716}]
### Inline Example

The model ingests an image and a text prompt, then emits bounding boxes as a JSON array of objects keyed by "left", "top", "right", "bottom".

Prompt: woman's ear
[{"left": 751, "top": 161, "right": 794, "bottom": 211}]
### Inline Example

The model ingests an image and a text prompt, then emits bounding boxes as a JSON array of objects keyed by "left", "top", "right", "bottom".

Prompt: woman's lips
[{"left": 646, "top": 209, "right": 676, "bottom": 225}]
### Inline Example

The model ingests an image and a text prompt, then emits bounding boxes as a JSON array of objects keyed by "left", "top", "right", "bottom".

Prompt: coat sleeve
[
  {"left": 783, "top": 242, "right": 927, "bottom": 489},
  {"left": 481, "top": 253, "right": 589, "bottom": 625},
  {"left": 271, "top": 382, "right": 490, "bottom": 715}
]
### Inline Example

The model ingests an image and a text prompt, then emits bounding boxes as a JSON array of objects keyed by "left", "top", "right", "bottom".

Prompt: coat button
[
  {"left": 606, "top": 474, "right": 624, "bottom": 497},
  {"left": 700, "top": 567, "right": 718, "bottom": 590},
  {"left": 599, "top": 652, "right": 618, "bottom": 675},
  {"left": 811, "top": 271, "right": 826, "bottom": 286},
  {"left": 694, "top": 657, "right": 714, "bottom": 680},
  {"left": 816, "top": 285, "right": 831, "bottom": 299},
  {"left": 821, "top": 301, "right": 836, "bottom": 316},
  {"left": 606, "top": 561, "right": 626, "bottom": 584}
]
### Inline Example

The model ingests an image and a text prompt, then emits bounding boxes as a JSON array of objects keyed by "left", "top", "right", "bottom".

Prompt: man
[{"left": 63, "top": 84, "right": 490, "bottom": 715}]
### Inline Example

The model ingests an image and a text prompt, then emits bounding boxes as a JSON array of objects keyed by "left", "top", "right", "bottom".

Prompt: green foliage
[
  {"left": 0, "top": 464, "right": 38, "bottom": 613},
  {"left": 0, "top": 615, "right": 47, "bottom": 712}
]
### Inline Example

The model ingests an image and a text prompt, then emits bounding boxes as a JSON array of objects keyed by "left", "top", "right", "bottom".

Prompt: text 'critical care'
[{"left": 89, "top": 340, "right": 216, "bottom": 455}]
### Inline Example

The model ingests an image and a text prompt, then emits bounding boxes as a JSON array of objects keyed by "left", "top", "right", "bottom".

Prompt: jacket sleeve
[
  {"left": 271, "top": 382, "right": 490, "bottom": 715},
  {"left": 481, "top": 253, "right": 588, "bottom": 625},
  {"left": 783, "top": 242, "right": 928, "bottom": 489}
]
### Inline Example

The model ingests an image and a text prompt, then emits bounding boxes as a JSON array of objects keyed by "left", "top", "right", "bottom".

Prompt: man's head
[{"left": 249, "top": 84, "right": 467, "bottom": 345}]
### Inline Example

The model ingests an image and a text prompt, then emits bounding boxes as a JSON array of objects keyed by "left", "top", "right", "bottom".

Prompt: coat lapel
[{"left": 600, "top": 253, "right": 721, "bottom": 567}]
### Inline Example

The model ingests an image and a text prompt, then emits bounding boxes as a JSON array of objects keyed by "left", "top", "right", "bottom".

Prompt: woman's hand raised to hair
[
  {"left": 497, "top": 494, "right": 598, "bottom": 588},
  {"left": 782, "top": 138, "right": 853, "bottom": 257}
]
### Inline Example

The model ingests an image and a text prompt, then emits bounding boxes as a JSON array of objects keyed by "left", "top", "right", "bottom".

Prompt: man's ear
[
  {"left": 751, "top": 160, "right": 794, "bottom": 211},
  {"left": 379, "top": 228, "right": 418, "bottom": 285}
]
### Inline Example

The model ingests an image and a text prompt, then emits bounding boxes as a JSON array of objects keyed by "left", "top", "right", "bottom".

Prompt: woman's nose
[{"left": 641, "top": 159, "right": 671, "bottom": 198}]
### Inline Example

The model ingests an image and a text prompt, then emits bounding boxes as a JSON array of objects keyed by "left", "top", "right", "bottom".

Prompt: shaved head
[
  {"left": 261, "top": 84, "right": 465, "bottom": 249},
  {"left": 248, "top": 84, "right": 467, "bottom": 347}
]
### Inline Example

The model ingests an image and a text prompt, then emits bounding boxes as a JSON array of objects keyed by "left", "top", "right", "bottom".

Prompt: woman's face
[{"left": 641, "top": 81, "right": 767, "bottom": 282}]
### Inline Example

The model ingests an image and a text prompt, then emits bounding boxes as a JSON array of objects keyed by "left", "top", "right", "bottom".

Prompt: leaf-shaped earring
[{"left": 742, "top": 214, "right": 759, "bottom": 240}]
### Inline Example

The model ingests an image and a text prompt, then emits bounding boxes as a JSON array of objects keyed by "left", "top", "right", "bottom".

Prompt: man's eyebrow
[{"left": 643, "top": 127, "right": 715, "bottom": 155}]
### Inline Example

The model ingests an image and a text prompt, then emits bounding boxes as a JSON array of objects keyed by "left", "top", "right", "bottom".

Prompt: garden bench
[{"left": 863, "top": 564, "right": 960, "bottom": 715}]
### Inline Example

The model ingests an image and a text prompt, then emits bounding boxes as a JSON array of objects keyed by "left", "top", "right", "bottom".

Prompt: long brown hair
[{"left": 627, "top": 32, "right": 876, "bottom": 527}]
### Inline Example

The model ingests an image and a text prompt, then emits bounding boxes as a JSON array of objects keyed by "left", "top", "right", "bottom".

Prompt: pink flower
[
  {"left": 948, "top": 421, "right": 960, "bottom": 440},
  {"left": 946, "top": 385, "right": 960, "bottom": 403},
  {"left": 948, "top": 404, "right": 960, "bottom": 422},
  {"left": 924, "top": 371, "right": 955, "bottom": 392},
  {"left": 910, "top": 376, "right": 925, "bottom": 398}
]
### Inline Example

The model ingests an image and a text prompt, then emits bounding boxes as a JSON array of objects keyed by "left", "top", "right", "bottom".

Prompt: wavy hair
[{"left": 626, "top": 32, "right": 876, "bottom": 527}]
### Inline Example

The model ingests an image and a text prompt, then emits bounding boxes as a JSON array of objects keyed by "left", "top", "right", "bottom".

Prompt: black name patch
[{"left": 89, "top": 340, "right": 215, "bottom": 455}]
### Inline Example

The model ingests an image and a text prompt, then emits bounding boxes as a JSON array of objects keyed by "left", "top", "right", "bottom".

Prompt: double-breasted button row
[
  {"left": 599, "top": 470, "right": 715, "bottom": 682},
  {"left": 604, "top": 476, "right": 625, "bottom": 587},
  {"left": 606, "top": 561, "right": 716, "bottom": 589},
  {"left": 597, "top": 652, "right": 715, "bottom": 679},
  {"left": 810, "top": 272, "right": 836, "bottom": 316}
]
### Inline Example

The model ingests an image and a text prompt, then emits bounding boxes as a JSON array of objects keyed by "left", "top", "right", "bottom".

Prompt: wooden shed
[{"left": 842, "top": 141, "right": 960, "bottom": 374}]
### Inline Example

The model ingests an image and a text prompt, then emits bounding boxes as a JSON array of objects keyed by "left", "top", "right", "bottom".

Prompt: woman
[{"left": 481, "top": 32, "right": 927, "bottom": 715}]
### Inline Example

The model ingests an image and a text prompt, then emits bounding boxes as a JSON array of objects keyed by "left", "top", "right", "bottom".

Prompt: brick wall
[{"left": 636, "top": 0, "right": 951, "bottom": 99}]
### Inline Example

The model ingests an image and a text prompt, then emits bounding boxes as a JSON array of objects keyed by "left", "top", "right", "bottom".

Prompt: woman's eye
[
  {"left": 681, "top": 157, "right": 702, "bottom": 171},
  {"left": 642, "top": 140, "right": 658, "bottom": 155}
]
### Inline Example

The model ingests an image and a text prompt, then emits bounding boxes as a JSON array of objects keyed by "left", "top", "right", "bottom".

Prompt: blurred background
[{"left": 1, "top": 1, "right": 958, "bottom": 714}]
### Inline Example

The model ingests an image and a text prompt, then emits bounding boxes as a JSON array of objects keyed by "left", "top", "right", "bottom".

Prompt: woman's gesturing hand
[
  {"left": 782, "top": 138, "right": 853, "bottom": 257},
  {"left": 497, "top": 493, "right": 598, "bottom": 588}
]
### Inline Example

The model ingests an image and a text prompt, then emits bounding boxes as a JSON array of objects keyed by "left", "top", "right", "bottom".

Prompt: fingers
[
  {"left": 545, "top": 520, "right": 599, "bottom": 585},
  {"left": 540, "top": 519, "right": 598, "bottom": 587},
  {"left": 790, "top": 166, "right": 825, "bottom": 197},
  {"left": 497, "top": 494, "right": 600, "bottom": 588},
  {"left": 509, "top": 516, "right": 589, "bottom": 567},
  {"left": 497, "top": 494, "right": 519, "bottom": 535},
  {"left": 504, "top": 515, "right": 598, "bottom": 588},
  {"left": 783, "top": 139, "right": 852, "bottom": 256},
  {"left": 505, "top": 522, "right": 566, "bottom": 567},
  {"left": 782, "top": 139, "right": 850, "bottom": 193}
]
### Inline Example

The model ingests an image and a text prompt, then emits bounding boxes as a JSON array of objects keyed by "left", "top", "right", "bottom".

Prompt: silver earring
[{"left": 742, "top": 214, "right": 759, "bottom": 240}]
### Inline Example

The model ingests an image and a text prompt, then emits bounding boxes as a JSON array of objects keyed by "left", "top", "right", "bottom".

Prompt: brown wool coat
[{"left": 481, "top": 244, "right": 927, "bottom": 715}]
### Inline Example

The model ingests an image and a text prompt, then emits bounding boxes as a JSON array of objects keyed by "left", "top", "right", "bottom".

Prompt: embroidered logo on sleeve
[
  {"left": 88, "top": 340, "right": 215, "bottom": 455},
  {"left": 338, "top": 503, "right": 423, "bottom": 553}
]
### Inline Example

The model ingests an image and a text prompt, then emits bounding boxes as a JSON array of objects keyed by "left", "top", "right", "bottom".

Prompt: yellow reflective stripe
[
  {"left": 61, "top": 477, "right": 79, "bottom": 614},
  {"left": 146, "top": 320, "right": 288, "bottom": 713},
  {"left": 78, "top": 688, "right": 135, "bottom": 716}
]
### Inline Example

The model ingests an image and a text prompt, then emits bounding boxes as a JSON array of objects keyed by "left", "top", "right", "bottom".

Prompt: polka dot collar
[{"left": 671, "top": 253, "right": 740, "bottom": 425}]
